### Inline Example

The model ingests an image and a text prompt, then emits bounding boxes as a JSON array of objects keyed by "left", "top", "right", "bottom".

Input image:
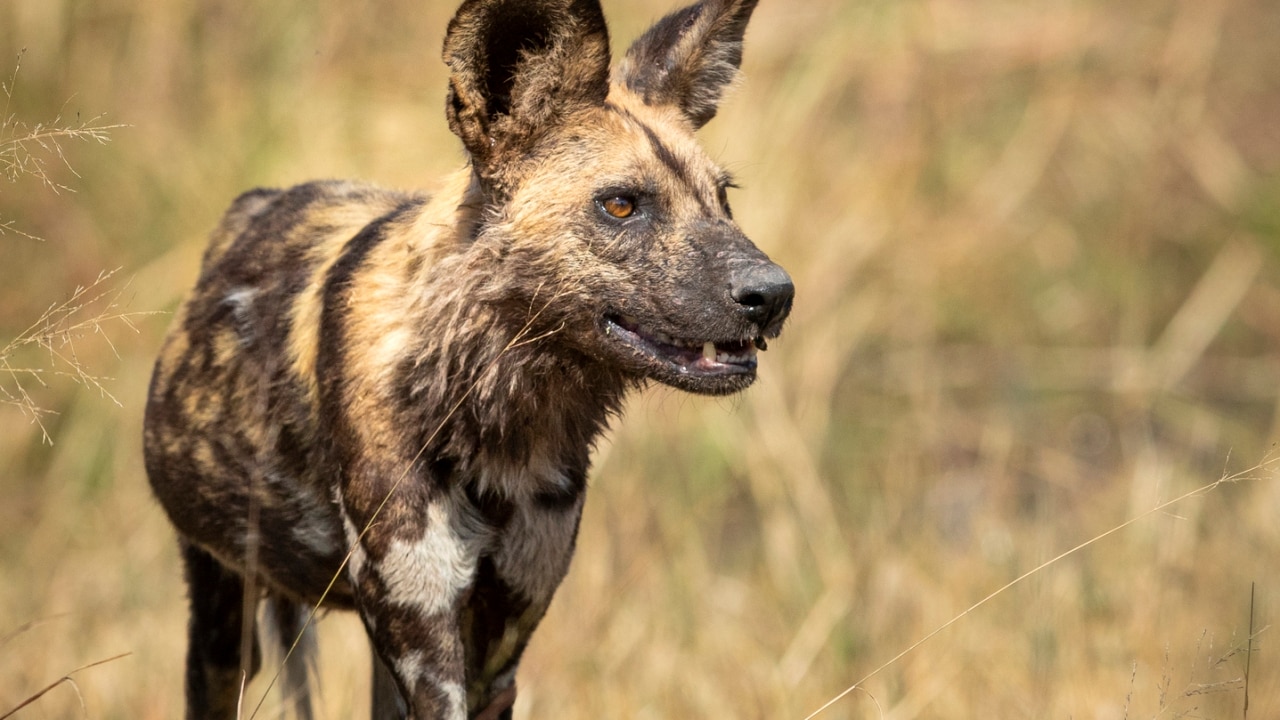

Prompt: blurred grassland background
[{"left": 3, "top": 0, "right": 1280, "bottom": 717}]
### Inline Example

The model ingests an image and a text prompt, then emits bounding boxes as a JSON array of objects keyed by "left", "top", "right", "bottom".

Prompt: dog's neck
[{"left": 383, "top": 168, "right": 632, "bottom": 497}]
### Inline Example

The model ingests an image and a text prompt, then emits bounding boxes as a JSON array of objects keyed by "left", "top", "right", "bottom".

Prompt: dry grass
[
  {"left": 2, "top": 49, "right": 122, "bottom": 240},
  {"left": 1, "top": 49, "right": 140, "bottom": 446},
  {"left": 0, "top": 267, "right": 153, "bottom": 444},
  {"left": 3, "top": 0, "right": 1280, "bottom": 717}
]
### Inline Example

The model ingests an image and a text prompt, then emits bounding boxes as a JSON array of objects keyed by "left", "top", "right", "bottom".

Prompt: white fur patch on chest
[{"left": 379, "top": 501, "right": 482, "bottom": 617}]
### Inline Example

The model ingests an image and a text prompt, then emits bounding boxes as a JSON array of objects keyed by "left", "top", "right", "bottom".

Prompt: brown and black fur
[{"left": 144, "top": 0, "right": 792, "bottom": 718}]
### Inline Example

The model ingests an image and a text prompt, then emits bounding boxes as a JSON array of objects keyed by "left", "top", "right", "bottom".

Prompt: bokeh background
[{"left": 4, "top": 0, "right": 1280, "bottom": 717}]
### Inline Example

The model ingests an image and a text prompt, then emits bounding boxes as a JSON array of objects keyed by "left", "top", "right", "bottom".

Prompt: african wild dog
[{"left": 143, "top": 0, "right": 792, "bottom": 717}]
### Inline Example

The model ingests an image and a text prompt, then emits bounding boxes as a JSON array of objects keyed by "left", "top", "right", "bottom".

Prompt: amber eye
[{"left": 600, "top": 196, "right": 636, "bottom": 219}]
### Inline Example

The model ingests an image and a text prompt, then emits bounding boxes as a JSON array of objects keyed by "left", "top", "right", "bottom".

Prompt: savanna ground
[{"left": 4, "top": 0, "right": 1280, "bottom": 717}]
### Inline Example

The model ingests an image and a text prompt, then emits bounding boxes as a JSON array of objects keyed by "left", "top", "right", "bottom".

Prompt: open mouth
[{"left": 604, "top": 314, "right": 761, "bottom": 377}]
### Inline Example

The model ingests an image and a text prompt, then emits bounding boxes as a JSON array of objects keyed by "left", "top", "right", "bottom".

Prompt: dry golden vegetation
[{"left": 3, "top": 0, "right": 1280, "bottom": 717}]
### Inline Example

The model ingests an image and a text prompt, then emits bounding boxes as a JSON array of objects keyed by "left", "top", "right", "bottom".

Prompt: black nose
[{"left": 730, "top": 262, "right": 794, "bottom": 331}]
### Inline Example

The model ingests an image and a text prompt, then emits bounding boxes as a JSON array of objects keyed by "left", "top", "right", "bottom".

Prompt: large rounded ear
[
  {"left": 615, "top": 0, "right": 759, "bottom": 129},
  {"left": 443, "top": 0, "right": 611, "bottom": 181}
]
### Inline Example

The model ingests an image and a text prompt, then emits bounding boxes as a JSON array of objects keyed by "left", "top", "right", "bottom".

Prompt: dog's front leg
[
  {"left": 461, "top": 493, "right": 587, "bottom": 717},
  {"left": 342, "top": 488, "right": 485, "bottom": 720}
]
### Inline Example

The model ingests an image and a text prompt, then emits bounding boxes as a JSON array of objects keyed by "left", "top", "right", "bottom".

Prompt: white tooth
[{"left": 703, "top": 342, "right": 717, "bottom": 362}]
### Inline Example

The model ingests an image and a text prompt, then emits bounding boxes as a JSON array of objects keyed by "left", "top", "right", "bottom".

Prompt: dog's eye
[{"left": 599, "top": 196, "right": 636, "bottom": 219}]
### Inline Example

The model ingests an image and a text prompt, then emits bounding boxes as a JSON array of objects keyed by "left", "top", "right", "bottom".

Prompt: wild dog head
[{"left": 445, "top": 0, "right": 792, "bottom": 396}]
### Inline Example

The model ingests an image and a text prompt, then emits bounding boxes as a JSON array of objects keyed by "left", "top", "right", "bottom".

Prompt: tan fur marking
[{"left": 286, "top": 186, "right": 408, "bottom": 408}]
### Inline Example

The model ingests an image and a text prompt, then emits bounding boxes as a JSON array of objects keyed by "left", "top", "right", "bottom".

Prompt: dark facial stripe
[
  {"left": 638, "top": 120, "right": 692, "bottom": 187},
  {"left": 606, "top": 102, "right": 700, "bottom": 195}
]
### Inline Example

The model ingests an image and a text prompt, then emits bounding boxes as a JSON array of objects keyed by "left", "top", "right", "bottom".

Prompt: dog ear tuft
[
  {"left": 615, "top": 0, "right": 759, "bottom": 129},
  {"left": 444, "top": 0, "right": 611, "bottom": 177}
]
